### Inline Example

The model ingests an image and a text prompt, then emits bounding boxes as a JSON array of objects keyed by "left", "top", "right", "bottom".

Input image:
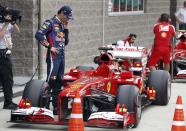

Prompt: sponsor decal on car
[
  {"left": 107, "top": 81, "right": 111, "bottom": 93},
  {"left": 70, "top": 83, "right": 83, "bottom": 90}
]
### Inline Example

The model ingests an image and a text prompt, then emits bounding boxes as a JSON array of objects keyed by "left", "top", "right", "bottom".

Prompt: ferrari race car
[
  {"left": 171, "top": 30, "right": 186, "bottom": 79},
  {"left": 10, "top": 45, "right": 171, "bottom": 129}
]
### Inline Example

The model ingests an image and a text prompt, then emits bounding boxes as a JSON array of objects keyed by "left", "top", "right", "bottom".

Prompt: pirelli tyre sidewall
[
  {"left": 148, "top": 70, "right": 171, "bottom": 105},
  {"left": 117, "top": 85, "right": 142, "bottom": 128},
  {"left": 22, "top": 79, "right": 50, "bottom": 107}
]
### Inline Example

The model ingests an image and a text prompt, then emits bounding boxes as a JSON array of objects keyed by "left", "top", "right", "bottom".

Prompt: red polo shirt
[
  {"left": 153, "top": 22, "right": 176, "bottom": 49},
  {"left": 148, "top": 22, "right": 176, "bottom": 66}
]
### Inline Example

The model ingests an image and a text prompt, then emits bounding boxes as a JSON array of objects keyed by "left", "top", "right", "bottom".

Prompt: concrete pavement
[
  {"left": 0, "top": 75, "right": 186, "bottom": 130},
  {"left": 0, "top": 82, "right": 186, "bottom": 131}
]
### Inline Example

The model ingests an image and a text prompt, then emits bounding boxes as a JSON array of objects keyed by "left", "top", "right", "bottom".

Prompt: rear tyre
[
  {"left": 98, "top": 47, "right": 113, "bottom": 51},
  {"left": 76, "top": 65, "right": 94, "bottom": 72},
  {"left": 22, "top": 79, "right": 50, "bottom": 107},
  {"left": 117, "top": 85, "right": 142, "bottom": 128},
  {"left": 148, "top": 70, "right": 171, "bottom": 105}
]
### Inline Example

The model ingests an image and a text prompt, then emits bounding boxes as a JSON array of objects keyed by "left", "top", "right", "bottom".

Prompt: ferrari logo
[{"left": 107, "top": 82, "right": 111, "bottom": 93}]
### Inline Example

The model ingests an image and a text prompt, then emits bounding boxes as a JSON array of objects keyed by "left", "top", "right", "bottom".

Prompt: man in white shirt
[
  {"left": 116, "top": 34, "right": 137, "bottom": 47},
  {"left": 0, "top": 15, "right": 20, "bottom": 110},
  {"left": 175, "top": 1, "right": 186, "bottom": 30}
]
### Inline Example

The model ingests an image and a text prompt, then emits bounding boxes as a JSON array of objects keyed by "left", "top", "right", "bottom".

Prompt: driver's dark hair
[
  {"left": 129, "top": 33, "right": 137, "bottom": 38},
  {"left": 159, "top": 13, "right": 170, "bottom": 22}
]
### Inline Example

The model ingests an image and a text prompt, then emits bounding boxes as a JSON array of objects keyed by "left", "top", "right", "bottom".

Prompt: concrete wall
[
  {"left": 0, "top": 0, "right": 185, "bottom": 78},
  {"left": 0, "top": 0, "right": 38, "bottom": 76}
]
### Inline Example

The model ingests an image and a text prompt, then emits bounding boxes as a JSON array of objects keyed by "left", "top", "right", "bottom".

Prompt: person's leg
[
  {"left": 163, "top": 50, "right": 171, "bottom": 72},
  {"left": 48, "top": 55, "right": 64, "bottom": 115},
  {"left": 148, "top": 51, "right": 160, "bottom": 71},
  {"left": 164, "top": 64, "right": 170, "bottom": 72},
  {"left": 1, "top": 56, "right": 17, "bottom": 109},
  {"left": 2, "top": 57, "right": 13, "bottom": 104},
  {"left": 52, "top": 55, "right": 65, "bottom": 115}
]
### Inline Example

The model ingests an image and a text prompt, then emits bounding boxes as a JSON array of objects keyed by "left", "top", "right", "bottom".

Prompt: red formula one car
[
  {"left": 10, "top": 46, "right": 171, "bottom": 129},
  {"left": 171, "top": 30, "right": 186, "bottom": 79}
]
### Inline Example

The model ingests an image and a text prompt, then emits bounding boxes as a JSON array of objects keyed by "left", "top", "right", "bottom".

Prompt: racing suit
[
  {"left": 148, "top": 22, "right": 176, "bottom": 67},
  {"left": 35, "top": 16, "right": 69, "bottom": 112},
  {"left": 123, "top": 38, "right": 132, "bottom": 46}
]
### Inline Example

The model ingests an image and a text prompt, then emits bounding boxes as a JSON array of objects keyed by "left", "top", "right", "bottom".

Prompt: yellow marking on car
[
  {"left": 107, "top": 82, "right": 111, "bottom": 93},
  {"left": 70, "top": 83, "right": 83, "bottom": 90}
]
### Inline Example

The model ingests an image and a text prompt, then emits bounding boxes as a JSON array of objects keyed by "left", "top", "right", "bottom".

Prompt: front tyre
[
  {"left": 148, "top": 70, "right": 171, "bottom": 105},
  {"left": 22, "top": 79, "right": 50, "bottom": 107},
  {"left": 117, "top": 85, "right": 142, "bottom": 128}
]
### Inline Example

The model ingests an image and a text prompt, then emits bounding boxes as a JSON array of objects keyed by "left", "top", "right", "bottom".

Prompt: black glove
[{"left": 11, "top": 21, "right": 16, "bottom": 25}]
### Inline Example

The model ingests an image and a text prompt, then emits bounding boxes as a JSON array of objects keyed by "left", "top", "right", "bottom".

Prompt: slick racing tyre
[
  {"left": 76, "top": 65, "right": 95, "bottom": 71},
  {"left": 117, "top": 85, "right": 142, "bottom": 128},
  {"left": 22, "top": 79, "right": 50, "bottom": 107},
  {"left": 148, "top": 70, "right": 171, "bottom": 105},
  {"left": 98, "top": 47, "right": 113, "bottom": 51}
]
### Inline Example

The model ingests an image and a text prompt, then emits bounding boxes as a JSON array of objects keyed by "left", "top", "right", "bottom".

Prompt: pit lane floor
[{"left": 0, "top": 82, "right": 186, "bottom": 131}]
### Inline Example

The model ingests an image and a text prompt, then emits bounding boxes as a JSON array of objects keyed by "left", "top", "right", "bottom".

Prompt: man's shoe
[{"left": 3, "top": 102, "right": 18, "bottom": 110}]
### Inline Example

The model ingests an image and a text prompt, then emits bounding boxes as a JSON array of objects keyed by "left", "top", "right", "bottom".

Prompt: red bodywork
[
  {"left": 54, "top": 46, "right": 155, "bottom": 128},
  {"left": 11, "top": 46, "right": 158, "bottom": 129},
  {"left": 58, "top": 67, "right": 143, "bottom": 127},
  {"left": 172, "top": 49, "right": 186, "bottom": 78}
]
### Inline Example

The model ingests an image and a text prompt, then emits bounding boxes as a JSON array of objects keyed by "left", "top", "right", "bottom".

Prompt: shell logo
[
  {"left": 161, "top": 32, "right": 167, "bottom": 38},
  {"left": 107, "top": 82, "right": 111, "bottom": 93}
]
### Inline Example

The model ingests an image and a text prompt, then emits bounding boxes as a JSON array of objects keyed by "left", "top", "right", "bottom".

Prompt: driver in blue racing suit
[{"left": 35, "top": 5, "right": 73, "bottom": 115}]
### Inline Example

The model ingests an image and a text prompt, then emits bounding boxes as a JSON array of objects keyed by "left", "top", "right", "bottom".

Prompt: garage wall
[
  {"left": 38, "top": 0, "right": 104, "bottom": 77},
  {"left": 0, "top": 0, "right": 38, "bottom": 76},
  {"left": 0, "top": 0, "right": 184, "bottom": 78}
]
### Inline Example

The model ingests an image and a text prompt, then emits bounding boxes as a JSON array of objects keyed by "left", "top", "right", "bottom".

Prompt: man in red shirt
[{"left": 148, "top": 13, "right": 176, "bottom": 71}]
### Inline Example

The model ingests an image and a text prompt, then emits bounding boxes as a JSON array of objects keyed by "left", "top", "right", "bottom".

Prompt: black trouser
[{"left": 0, "top": 53, "right": 13, "bottom": 105}]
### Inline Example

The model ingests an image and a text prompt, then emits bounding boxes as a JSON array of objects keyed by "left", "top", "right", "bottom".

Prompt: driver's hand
[{"left": 50, "top": 47, "right": 59, "bottom": 54}]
